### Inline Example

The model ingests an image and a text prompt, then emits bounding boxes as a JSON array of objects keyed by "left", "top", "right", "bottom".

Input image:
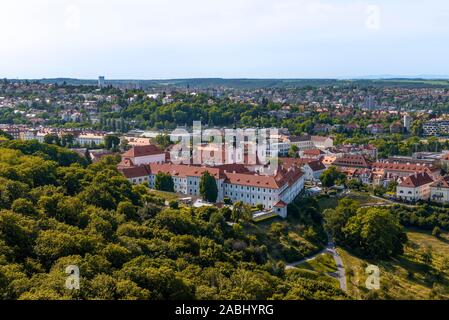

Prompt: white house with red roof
[
  {"left": 396, "top": 172, "right": 434, "bottom": 202},
  {"left": 300, "top": 148, "right": 326, "bottom": 159},
  {"left": 301, "top": 160, "right": 326, "bottom": 181},
  {"left": 118, "top": 165, "right": 151, "bottom": 185},
  {"left": 121, "top": 145, "right": 166, "bottom": 166},
  {"left": 119, "top": 160, "right": 305, "bottom": 218}
]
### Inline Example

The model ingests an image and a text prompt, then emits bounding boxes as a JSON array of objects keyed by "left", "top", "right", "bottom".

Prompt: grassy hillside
[{"left": 339, "top": 229, "right": 449, "bottom": 300}]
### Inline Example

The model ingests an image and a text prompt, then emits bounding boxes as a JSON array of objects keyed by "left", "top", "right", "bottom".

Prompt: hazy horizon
[{"left": 1, "top": 0, "right": 448, "bottom": 79}]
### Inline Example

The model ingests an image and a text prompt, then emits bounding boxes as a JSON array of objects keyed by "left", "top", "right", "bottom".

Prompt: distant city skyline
[{"left": 1, "top": 0, "right": 448, "bottom": 79}]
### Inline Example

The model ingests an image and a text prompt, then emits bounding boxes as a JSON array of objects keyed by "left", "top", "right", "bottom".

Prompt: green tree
[
  {"left": 11, "top": 198, "right": 37, "bottom": 216},
  {"left": 231, "top": 201, "right": 252, "bottom": 222},
  {"left": 154, "top": 172, "right": 174, "bottom": 192},
  {"left": 199, "top": 171, "right": 218, "bottom": 203},
  {"left": 43, "top": 134, "right": 61, "bottom": 146},
  {"left": 324, "top": 198, "right": 359, "bottom": 243},
  {"left": 117, "top": 201, "right": 138, "bottom": 221},
  {"left": 288, "top": 145, "right": 299, "bottom": 158},
  {"left": 104, "top": 135, "right": 120, "bottom": 151},
  {"left": 342, "top": 208, "right": 407, "bottom": 259},
  {"left": 61, "top": 134, "right": 75, "bottom": 147},
  {"left": 155, "top": 134, "right": 172, "bottom": 150},
  {"left": 320, "top": 166, "right": 345, "bottom": 188}
]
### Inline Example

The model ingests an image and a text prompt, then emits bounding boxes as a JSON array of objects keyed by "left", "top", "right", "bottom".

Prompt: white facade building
[
  {"left": 120, "top": 162, "right": 305, "bottom": 219},
  {"left": 396, "top": 172, "right": 434, "bottom": 202},
  {"left": 301, "top": 160, "right": 326, "bottom": 181},
  {"left": 430, "top": 177, "right": 449, "bottom": 204},
  {"left": 76, "top": 133, "right": 105, "bottom": 146},
  {"left": 121, "top": 145, "right": 166, "bottom": 166},
  {"left": 289, "top": 135, "right": 333, "bottom": 151}
]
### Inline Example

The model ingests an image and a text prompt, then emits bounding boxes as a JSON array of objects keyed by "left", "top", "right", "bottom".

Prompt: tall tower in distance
[
  {"left": 403, "top": 114, "right": 412, "bottom": 132},
  {"left": 364, "top": 95, "right": 376, "bottom": 110},
  {"left": 98, "top": 76, "right": 105, "bottom": 88}
]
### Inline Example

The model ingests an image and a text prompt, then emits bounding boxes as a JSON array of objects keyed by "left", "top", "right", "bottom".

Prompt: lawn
[
  {"left": 338, "top": 229, "right": 449, "bottom": 300},
  {"left": 316, "top": 196, "right": 338, "bottom": 211},
  {"left": 316, "top": 192, "right": 389, "bottom": 211},
  {"left": 293, "top": 253, "right": 340, "bottom": 287},
  {"left": 148, "top": 189, "right": 180, "bottom": 201},
  {"left": 348, "top": 192, "right": 388, "bottom": 206},
  {"left": 297, "top": 253, "right": 338, "bottom": 274}
]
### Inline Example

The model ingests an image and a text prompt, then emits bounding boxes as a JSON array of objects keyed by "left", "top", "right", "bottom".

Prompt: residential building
[
  {"left": 120, "top": 162, "right": 305, "bottom": 218},
  {"left": 366, "top": 124, "right": 384, "bottom": 135},
  {"left": 422, "top": 120, "right": 449, "bottom": 136},
  {"left": 301, "top": 160, "right": 326, "bottom": 181},
  {"left": 76, "top": 133, "right": 105, "bottom": 146},
  {"left": 121, "top": 145, "right": 166, "bottom": 166},
  {"left": 396, "top": 172, "right": 434, "bottom": 202},
  {"left": 119, "top": 165, "right": 151, "bottom": 185},
  {"left": 333, "top": 154, "right": 370, "bottom": 169},
  {"left": 372, "top": 162, "right": 440, "bottom": 180},
  {"left": 430, "top": 176, "right": 449, "bottom": 204},
  {"left": 390, "top": 122, "right": 404, "bottom": 134},
  {"left": 300, "top": 148, "right": 325, "bottom": 159},
  {"left": 289, "top": 135, "right": 333, "bottom": 151}
]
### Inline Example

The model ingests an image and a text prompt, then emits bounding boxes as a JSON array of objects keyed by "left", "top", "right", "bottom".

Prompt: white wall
[
  {"left": 133, "top": 154, "right": 165, "bottom": 165},
  {"left": 430, "top": 187, "right": 449, "bottom": 203}
]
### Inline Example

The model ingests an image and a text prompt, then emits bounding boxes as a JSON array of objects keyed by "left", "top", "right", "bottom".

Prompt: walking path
[
  {"left": 369, "top": 195, "right": 417, "bottom": 208},
  {"left": 285, "top": 235, "right": 347, "bottom": 292}
]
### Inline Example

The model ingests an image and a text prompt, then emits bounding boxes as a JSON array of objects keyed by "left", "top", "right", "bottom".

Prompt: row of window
[
  {"left": 224, "top": 184, "right": 274, "bottom": 193},
  {"left": 132, "top": 177, "right": 149, "bottom": 183},
  {"left": 225, "top": 192, "right": 272, "bottom": 201}
]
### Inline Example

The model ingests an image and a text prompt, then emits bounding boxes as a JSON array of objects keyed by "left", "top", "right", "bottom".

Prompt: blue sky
[{"left": 0, "top": 0, "right": 448, "bottom": 79}]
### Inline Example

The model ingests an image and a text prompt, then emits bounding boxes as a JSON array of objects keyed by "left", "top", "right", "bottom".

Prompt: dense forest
[{"left": 0, "top": 139, "right": 346, "bottom": 300}]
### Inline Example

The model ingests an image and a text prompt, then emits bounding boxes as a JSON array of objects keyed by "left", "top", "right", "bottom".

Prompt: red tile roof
[
  {"left": 224, "top": 172, "right": 281, "bottom": 188},
  {"left": 122, "top": 145, "right": 164, "bottom": 158},
  {"left": 148, "top": 163, "right": 224, "bottom": 179},
  {"left": 430, "top": 176, "right": 449, "bottom": 188},
  {"left": 306, "top": 160, "right": 326, "bottom": 172},
  {"left": 372, "top": 162, "right": 438, "bottom": 174},
  {"left": 274, "top": 201, "right": 287, "bottom": 208},
  {"left": 280, "top": 157, "right": 315, "bottom": 170},
  {"left": 333, "top": 155, "right": 370, "bottom": 168},
  {"left": 119, "top": 161, "right": 304, "bottom": 190},
  {"left": 119, "top": 165, "right": 150, "bottom": 179},
  {"left": 225, "top": 166, "right": 303, "bottom": 189},
  {"left": 303, "top": 149, "right": 325, "bottom": 157},
  {"left": 399, "top": 172, "right": 434, "bottom": 188}
]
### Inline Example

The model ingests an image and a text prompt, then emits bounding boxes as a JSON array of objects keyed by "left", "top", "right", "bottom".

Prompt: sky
[{"left": 0, "top": 0, "right": 448, "bottom": 79}]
